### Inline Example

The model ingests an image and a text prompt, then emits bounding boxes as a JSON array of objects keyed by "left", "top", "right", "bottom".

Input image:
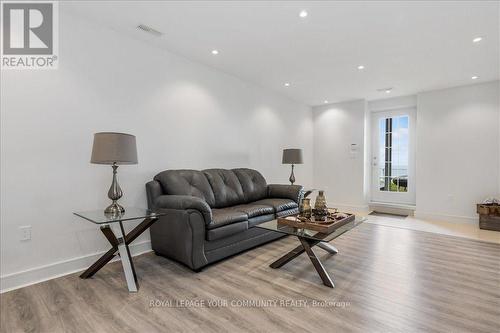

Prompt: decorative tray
[{"left": 277, "top": 210, "right": 355, "bottom": 233}]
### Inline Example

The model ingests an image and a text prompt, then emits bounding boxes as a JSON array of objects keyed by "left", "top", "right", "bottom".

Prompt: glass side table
[{"left": 73, "top": 207, "right": 165, "bottom": 292}]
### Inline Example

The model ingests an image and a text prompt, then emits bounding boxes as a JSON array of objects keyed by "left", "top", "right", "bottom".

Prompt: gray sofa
[{"left": 146, "top": 168, "right": 303, "bottom": 271}]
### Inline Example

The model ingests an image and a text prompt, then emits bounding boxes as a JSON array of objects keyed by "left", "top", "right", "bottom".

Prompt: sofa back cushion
[
  {"left": 232, "top": 168, "right": 268, "bottom": 203},
  {"left": 203, "top": 169, "right": 245, "bottom": 208},
  {"left": 154, "top": 170, "right": 216, "bottom": 207}
]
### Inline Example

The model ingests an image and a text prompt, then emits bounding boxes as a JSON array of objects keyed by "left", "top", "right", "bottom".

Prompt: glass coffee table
[{"left": 256, "top": 215, "right": 365, "bottom": 288}]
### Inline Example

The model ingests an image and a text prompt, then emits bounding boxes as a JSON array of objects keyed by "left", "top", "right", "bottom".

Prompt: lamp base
[
  {"left": 289, "top": 164, "right": 296, "bottom": 185},
  {"left": 105, "top": 201, "right": 125, "bottom": 215},
  {"left": 105, "top": 163, "right": 125, "bottom": 216}
]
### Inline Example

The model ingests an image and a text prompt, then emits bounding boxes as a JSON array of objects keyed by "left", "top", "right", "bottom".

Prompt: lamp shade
[
  {"left": 90, "top": 132, "right": 138, "bottom": 165},
  {"left": 282, "top": 148, "right": 303, "bottom": 164}
]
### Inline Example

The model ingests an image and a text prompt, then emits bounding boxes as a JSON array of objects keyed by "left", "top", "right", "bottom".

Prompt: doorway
[{"left": 371, "top": 107, "right": 416, "bottom": 205}]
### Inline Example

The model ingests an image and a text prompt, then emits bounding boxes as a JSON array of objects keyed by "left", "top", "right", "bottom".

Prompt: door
[{"left": 371, "top": 107, "right": 416, "bottom": 205}]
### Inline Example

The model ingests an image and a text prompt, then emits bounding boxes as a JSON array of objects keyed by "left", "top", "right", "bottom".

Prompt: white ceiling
[{"left": 64, "top": 1, "right": 499, "bottom": 106}]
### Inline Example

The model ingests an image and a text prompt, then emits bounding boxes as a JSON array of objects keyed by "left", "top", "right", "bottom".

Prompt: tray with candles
[{"left": 277, "top": 208, "right": 355, "bottom": 233}]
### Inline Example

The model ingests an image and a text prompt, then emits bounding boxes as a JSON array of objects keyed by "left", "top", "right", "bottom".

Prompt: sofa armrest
[
  {"left": 146, "top": 180, "right": 163, "bottom": 210},
  {"left": 150, "top": 209, "right": 208, "bottom": 270},
  {"left": 267, "top": 184, "right": 304, "bottom": 203},
  {"left": 155, "top": 195, "right": 212, "bottom": 224}
]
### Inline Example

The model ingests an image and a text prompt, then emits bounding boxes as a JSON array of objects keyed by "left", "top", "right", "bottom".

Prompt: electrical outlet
[{"left": 19, "top": 226, "right": 31, "bottom": 241}]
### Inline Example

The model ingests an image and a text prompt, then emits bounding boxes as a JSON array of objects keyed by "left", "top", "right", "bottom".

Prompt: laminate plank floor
[{"left": 1, "top": 223, "right": 499, "bottom": 333}]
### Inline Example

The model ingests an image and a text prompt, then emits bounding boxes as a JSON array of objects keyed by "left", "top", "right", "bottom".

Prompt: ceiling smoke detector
[{"left": 137, "top": 24, "right": 163, "bottom": 37}]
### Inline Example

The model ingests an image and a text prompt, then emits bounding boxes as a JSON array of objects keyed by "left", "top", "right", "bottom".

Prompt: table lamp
[
  {"left": 91, "top": 132, "right": 138, "bottom": 214},
  {"left": 282, "top": 148, "right": 303, "bottom": 185}
]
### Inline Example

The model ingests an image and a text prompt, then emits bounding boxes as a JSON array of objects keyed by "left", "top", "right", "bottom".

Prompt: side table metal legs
[
  {"left": 79, "top": 217, "right": 157, "bottom": 292},
  {"left": 270, "top": 238, "right": 338, "bottom": 288},
  {"left": 113, "top": 222, "right": 138, "bottom": 292}
]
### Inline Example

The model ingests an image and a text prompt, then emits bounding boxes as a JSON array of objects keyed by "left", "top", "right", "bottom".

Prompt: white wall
[
  {"left": 368, "top": 95, "right": 417, "bottom": 112},
  {"left": 415, "top": 81, "right": 500, "bottom": 223},
  {"left": 0, "top": 11, "right": 313, "bottom": 291},
  {"left": 312, "top": 84, "right": 500, "bottom": 222},
  {"left": 312, "top": 100, "right": 368, "bottom": 210}
]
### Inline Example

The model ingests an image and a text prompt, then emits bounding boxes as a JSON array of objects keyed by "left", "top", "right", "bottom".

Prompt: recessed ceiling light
[
  {"left": 299, "top": 10, "right": 308, "bottom": 18},
  {"left": 211, "top": 49, "right": 219, "bottom": 55},
  {"left": 284, "top": 82, "right": 290, "bottom": 87},
  {"left": 471, "top": 75, "right": 479, "bottom": 80},
  {"left": 385, "top": 90, "right": 392, "bottom": 93},
  {"left": 472, "top": 37, "right": 483, "bottom": 43},
  {"left": 324, "top": 100, "right": 329, "bottom": 104},
  {"left": 357, "top": 65, "right": 365, "bottom": 70}
]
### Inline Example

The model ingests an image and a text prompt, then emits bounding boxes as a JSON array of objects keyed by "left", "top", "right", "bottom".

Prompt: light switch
[
  {"left": 349, "top": 144, "right": 358, "bottom": 159},
  {"left": 19, "top": 226, "right": 31, "bottom": 241}
]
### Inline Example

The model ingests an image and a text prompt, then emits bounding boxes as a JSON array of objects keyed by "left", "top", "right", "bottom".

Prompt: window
[{"left": 378, "top": 115, "right": 409, "bottom": 192}]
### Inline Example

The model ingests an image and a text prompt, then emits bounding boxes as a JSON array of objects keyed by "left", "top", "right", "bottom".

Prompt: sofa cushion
[
  {"left": 154, "top": 170, "right": 215, "bottom": 207},
  {"left": 203, "top": 169, "right": 245, "bottom": 208},
  {"left": 267, "top": 184, "right": 303, "bottom": 202},
  {"left": 232, "top": 168, "right": 268, "bottom": 202},
  {"left": 206, "top": 221, "right": 248, "bottom": 241},
  {"left": 232, "top": 203, "right": 274, "bottom": 218},
  {"left": 253, "top": 198, "right": 298, "bottom": 213},
  {"left": 276, "top": 207, "right": 299, "bottom": 217},
  {"left": 209, "top": 208, "right": 248, "bottom": 229},
  {"left": 248, "top": 213, "right": 275, "bottom": 228}
]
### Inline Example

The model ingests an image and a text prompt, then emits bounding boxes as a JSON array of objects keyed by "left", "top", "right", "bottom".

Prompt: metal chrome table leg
[
  {"left": 317, "top": 242, "right": 339, "bottom": 254},
  {"left": 111, "top": 222, "right": 138, "bottom": 292}
]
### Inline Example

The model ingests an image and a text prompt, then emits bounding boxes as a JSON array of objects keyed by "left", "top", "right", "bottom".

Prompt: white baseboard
[
  {"left": 0, "top": 240, "right": 152, "bottom": 294},
  {"left": 414, "top": 211, "right": 478, "bottom": 224}
]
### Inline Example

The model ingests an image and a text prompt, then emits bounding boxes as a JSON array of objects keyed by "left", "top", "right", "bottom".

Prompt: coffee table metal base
[{"left": 270, "top": 237, "right": 338, "bottom": 288}]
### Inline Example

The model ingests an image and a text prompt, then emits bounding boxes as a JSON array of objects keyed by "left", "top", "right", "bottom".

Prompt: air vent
[{"left": 136, "top": 24, "right": 163, "bottom": 37}]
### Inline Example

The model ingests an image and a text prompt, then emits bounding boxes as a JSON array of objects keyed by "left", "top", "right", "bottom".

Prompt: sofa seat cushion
[
  {"left": 248, "top": 213, "right": 275, "bottom": 227},
  {"left": 206, "top": 221, "right": 248, "bottom": 241},
  {"left": 232, "top": 203, "right": 274, "bottom": 218},
  {"left": 209, "top": 208, "right": 248, "bottom": 229},
  {"left": 276, "top": 207, "right": 299, "bottom": 217},
  {"left": 254, "top": 198, "right": 298, "bottom": 213}
]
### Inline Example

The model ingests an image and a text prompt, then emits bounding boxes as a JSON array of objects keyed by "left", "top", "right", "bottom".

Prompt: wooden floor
[{"left": 1, "top": 223, "right": 499, "bottom": 333}]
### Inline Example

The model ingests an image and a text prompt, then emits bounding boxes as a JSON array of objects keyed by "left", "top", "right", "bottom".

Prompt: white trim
[
  {"left": 0, "top": 240, "right": 152, "bottom": 294},
  {"left": 414, "top": 211, "right": 478, "bottom": 224}
]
